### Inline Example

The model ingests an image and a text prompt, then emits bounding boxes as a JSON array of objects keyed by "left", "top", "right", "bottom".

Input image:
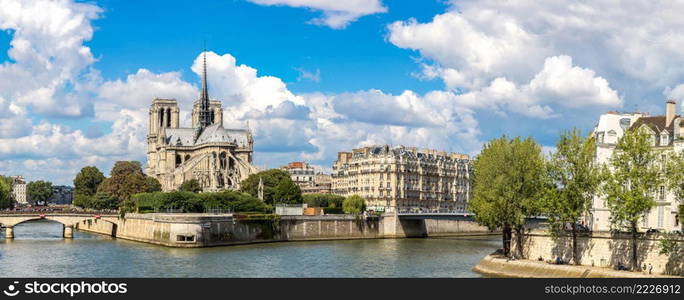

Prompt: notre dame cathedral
[{"left": 145, "top": 52, "right": 258, "bottom": 191}]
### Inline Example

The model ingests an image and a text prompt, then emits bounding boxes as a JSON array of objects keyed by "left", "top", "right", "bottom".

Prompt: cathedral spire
[{"left": 198, "top": 48, "right": 212, "bottom": 130}]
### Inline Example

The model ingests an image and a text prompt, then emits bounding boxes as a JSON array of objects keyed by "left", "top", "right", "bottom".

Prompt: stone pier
[
  {"left": 63, "top": 225, "right": 73, "bottom": 239},
  {"left": 4, "top": 226, "right": 13, "bottom": 239}
]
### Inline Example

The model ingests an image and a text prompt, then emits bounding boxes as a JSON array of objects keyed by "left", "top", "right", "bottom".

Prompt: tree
[
  {"left": 342, "top": 195, "right": 366, "bottom": 214},
  {"left": 72, "top": 194, "right": 92, "bottom": 208},
  {"left": 240, "top": 169, "right": 293, "bottom": 204},
  {"left": 27, "top": 180, "right": 53, "bottom": 205},
  {"left": 273, "top": 178, "right": 303, "bottom": 204},
  {"left": 144, "top": 176, "right": 162, "bottom": 193},
  {"left": 73, "top": 166, "right": 105, "bottom": 197},
  {"left": 602, "top": 128, "right": 664, "bottom": 271},
  {"left": 100, "top": 161, "right": 144, "bottom": 199},
  {"left": 179, "top": 179, "right": 202, "bottom": 193},
  {"left": 303, "top": 193, "right": 344, "bottom": 208},
  {"left": 469, "top": 136, "right": 545, "bottom": 257},
  {"left": 666, "top": 151, "right": 684, "bottom": 229},
  {"left": 544, "top": 129, "right": 602, "bottom": 265},
  {"left": 0, "top": 177, "right": 12, "bottom": 209}
]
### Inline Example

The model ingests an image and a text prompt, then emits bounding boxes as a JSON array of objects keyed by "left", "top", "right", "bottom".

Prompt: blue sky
[
  {"left": 88, "top": 0, "right": 446, "bottom": 94},
  {"left": 2, "top": 0, "right": 684, "bottom": 185}
]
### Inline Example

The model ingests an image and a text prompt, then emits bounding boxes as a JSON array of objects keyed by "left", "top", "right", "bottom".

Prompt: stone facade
[
  {"left": 300, "top": 173, "right": 332, "bottom": 194},
  {"left": 10, "top": 176, "right": 26, "bottom": 205},
  {"left": 590, "top": 100, "right": 683, "bottom": 232},
  {"left": 145, "top": 53, "right": 258, "bottom": 192},
  {"left": 281, "top": 162, "right": 332, "bottom": 194},
  {"left": 331, "top": 145, "right": 472, "bottom": 212},
  {"left": 513, "top": 230, "right": 684, "bottom": 276}
]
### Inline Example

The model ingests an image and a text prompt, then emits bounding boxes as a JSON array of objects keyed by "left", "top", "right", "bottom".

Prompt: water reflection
[{"left": 0, "top": 221, "right": 499, "bottom": 277}]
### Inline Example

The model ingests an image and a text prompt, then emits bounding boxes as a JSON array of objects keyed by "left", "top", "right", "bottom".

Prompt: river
[{"left": 0, "top": 220, "right": 499, "bottom": 277}]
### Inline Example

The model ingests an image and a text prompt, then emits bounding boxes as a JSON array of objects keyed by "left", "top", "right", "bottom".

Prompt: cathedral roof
[{"left": 165, "top": 124, "right": 250, "bottom": 147}]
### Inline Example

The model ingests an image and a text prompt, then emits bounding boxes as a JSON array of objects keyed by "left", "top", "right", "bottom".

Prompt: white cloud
[
  {"left": 387, "top": 0, "right": 684, "bottom": 106},
  {"left": 97, "top": 69, "right": 198, "bottom": 111},
  {"left": 247, "top": 0, "right": 387, "bottom": 29},
  {"left": 0, "top": 0, "right": 101, "bottom": 118}
]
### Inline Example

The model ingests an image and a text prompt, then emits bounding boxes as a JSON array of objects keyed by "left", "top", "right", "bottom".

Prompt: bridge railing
[
  {"left": 395, "top": 207, "right": 473, "bottom": 215},
  {"left": 0, "top": 208, "right": 118, "bottom": 215}
]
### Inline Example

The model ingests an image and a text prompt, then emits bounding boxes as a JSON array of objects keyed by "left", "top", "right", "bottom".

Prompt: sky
[{"left": 2, "top": 0, "right": 684, "bottom": 185}]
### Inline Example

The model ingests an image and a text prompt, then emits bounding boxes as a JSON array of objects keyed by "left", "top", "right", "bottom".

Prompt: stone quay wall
[
  {"left": 511, "top": 229, "right": 684, "bottom": 276},
  {"left": 76, "top": 213, "right": 493, "bottom": 248}
]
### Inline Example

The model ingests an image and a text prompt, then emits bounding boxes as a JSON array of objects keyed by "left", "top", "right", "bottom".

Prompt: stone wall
[
  {"left": 75, "top": 213, "right": 493, "bottom": 248},
  {"left": 512, "top": 230, "right": 684, "bottom": 276}
]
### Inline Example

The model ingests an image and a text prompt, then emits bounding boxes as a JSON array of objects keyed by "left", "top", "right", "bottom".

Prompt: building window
[
  {"left": 657, "top": 206, "right": 664, "bottom": 228},
  {"left": 661, "top": 133, "right": 669, "bottom": 146},
  {"left": 659, "top": 186, "right": 665, "bottom": 201}
]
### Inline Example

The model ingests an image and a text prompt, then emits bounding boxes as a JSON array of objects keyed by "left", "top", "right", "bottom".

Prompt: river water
[{"left": 0, "top": 220, "right": 499, "bottom": 277}]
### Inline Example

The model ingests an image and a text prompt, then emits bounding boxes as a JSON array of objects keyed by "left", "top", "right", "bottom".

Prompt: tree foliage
[
  {"left": 27, "top": 180, "right": 53, "bottom": 205},
  {"left": 240, "top": 169, "right": 300, "bottom": 204},
  {"left": 469, "top": 136, "right": 545, "bottom": 257},
  {"left": 130, "top": 191, "right": 269, "bottom": 213},
  {"left": 0, "top": 177, "right": 13, "bottom": 209},
  {"left": 273, "top": 178, "right": 303, "bottom": 204},
  {"left": 601, "top": 128, "right": 664, "bottom": 271},
  {"left": 99, "top": 161, "right": 144, "bottom": 200},
  {"left": 302, "top": 193, "right": 344, "bottom": 208},
  {"left": 666, "top": 151, "right": 684, "bottom": 228},
  {"left": 179, "top": 179, "right": 202, "bottom": 193},
  {"left": 543, "top": 128, "right": 602, "bottom": 264},
  {"left": 73, "top": 166, "right": 105, "bottom": 197},
  {"left": 342, "top": 195, "right": 366, "bottom": 214},
  {"left": 144, "top": 176, "right": 162, "bottom": 193}
]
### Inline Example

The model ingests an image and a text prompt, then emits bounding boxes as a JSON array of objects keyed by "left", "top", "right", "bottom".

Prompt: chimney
[{"left": 666, "top": 99, "right": 676, "bottom": 126}]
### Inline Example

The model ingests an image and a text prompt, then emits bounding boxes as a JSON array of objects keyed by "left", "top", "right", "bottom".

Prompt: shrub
[
  {"left": 303, "top": 193, "right": 344, "bottom": 208},
  {"left": 342, "top": 195, "right": 366, "bottom": 214},
  {"left": 323, "top": 207, "right": 344, "bottom": 214},
  {"left": 129, "top": 190, "right": 270, "bottom": 213}
]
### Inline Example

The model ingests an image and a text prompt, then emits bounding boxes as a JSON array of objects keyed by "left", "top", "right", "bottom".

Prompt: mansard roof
[{"left": 630, "top": 115, "right": 676, "bottom": 136}]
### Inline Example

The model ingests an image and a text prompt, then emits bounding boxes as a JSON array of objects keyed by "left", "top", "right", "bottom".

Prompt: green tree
[
  {"left": 240, "top": 169, "right": 292, "bottom": 204},
  {"left": 602, "top": 128, "right": 664, "bottom": 271},
  {"left": 273, "top": 178, "right": 303, "bottom": 204},
  {"left": 73, "top": 166, "right": 105, "bottom": 197},
  {"left": 0, "top": 177, "right": 13, "bottom": 209},
  {"left": 544, "top": 129, "right": 602, "bottom": 265},
  {"left": 144, "top": 176, "right": 162, "bottom": 193},
  {"left": 342, "top": 195, "right": 366, "bottom": 214},
  {"left": 179, "top": 179, "right": 202, "bottom": 193},
  {"left": 303, "top": 193, "right": 344, "bottom": 208},
  {"left": 666, "top": 151, "right": 684, "bottom": 230},
  {"left": 100, "top": 161, "right": 144, "bottom": 199},
  {"left": 27, "top": 180, "right": 53, "bottom": 205},
  {"left": 72, "top": 194, "right": 92, "bottom": 208},
  {"left": 469, "top": 136, "right": 545, "bottom": 257}
]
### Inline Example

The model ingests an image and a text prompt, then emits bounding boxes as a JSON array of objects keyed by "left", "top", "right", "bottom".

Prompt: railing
[
  {"left": 396, "top": 207, "right": 473, "bottom": 215},
  {"left": 0, "top": 208, "right": 118, "bottom": 215},
  {"left": 204, "top": 207, "right": 233, "bottom": 215}
]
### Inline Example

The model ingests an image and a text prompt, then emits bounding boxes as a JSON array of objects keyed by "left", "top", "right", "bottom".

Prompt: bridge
[
  {"left": 395, "top": 208, "right": 474, "bottom": 220},
  {"left": 0, "top": 212, "right": 120, "bottom": 239}
]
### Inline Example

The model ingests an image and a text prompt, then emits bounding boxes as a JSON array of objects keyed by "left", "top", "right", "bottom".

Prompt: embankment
[
  {"left": 76, "top": 213, "right": 494, "bottom": 247},
  {"left": 473, "top": 254, "right": 678, "bottom": 278}
]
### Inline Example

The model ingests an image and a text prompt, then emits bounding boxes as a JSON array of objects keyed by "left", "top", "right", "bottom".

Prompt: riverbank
[
  {"left": 74, "top": 213, "right": 495, "bottom": 247},
  {"left": 473, "top": 254, "right": 680, "bottom": 278}
]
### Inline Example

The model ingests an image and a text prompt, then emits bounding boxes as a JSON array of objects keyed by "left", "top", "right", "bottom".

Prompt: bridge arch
[{"left": 1, "top": 214, "right": 120, "bottom": 239}]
